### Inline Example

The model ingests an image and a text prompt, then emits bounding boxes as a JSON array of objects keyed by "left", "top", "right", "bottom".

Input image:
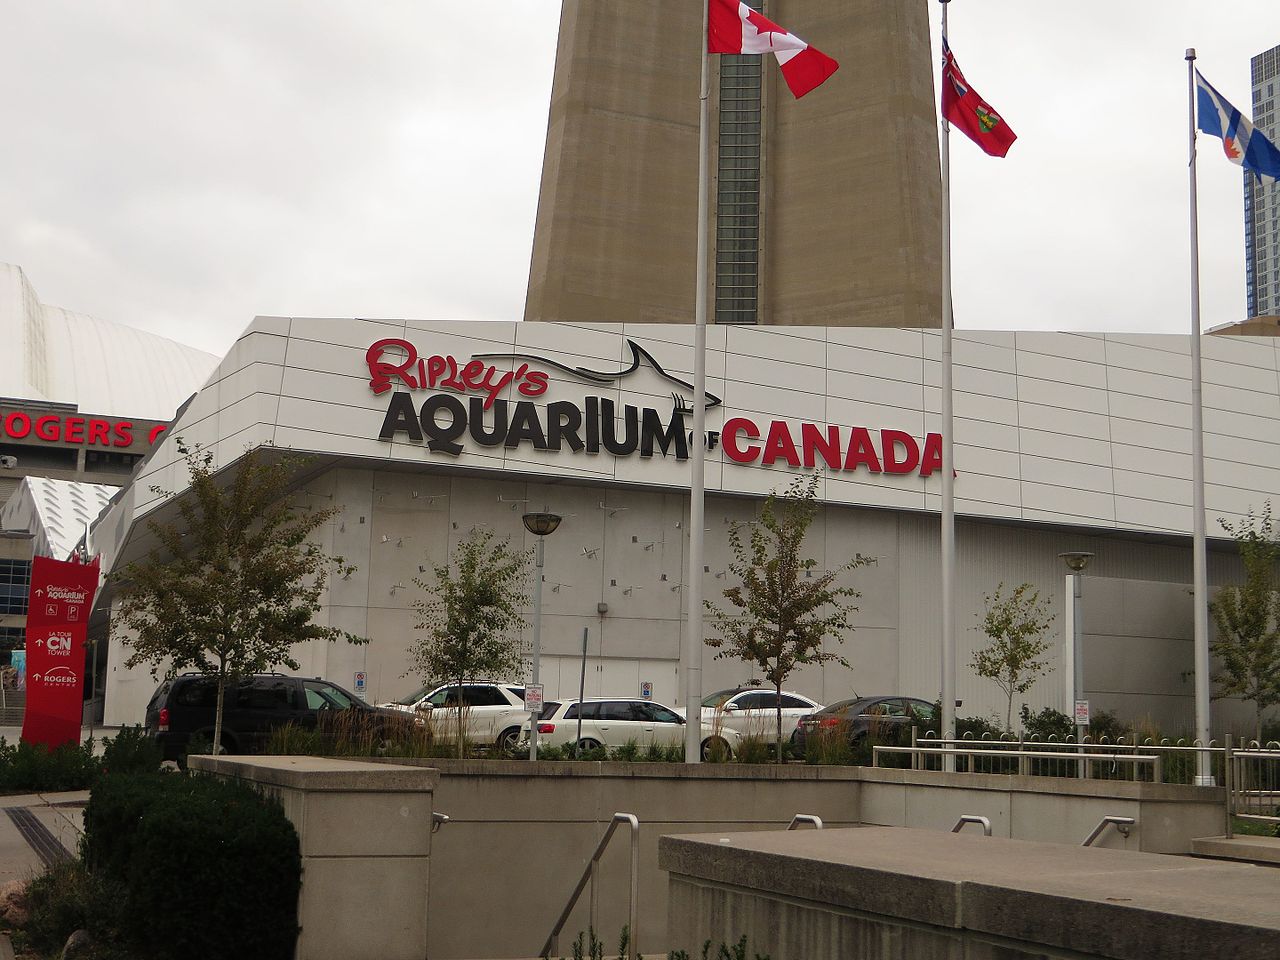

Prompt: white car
[
  {"left": 680, "top": 687, "right": 824, "bottom": 744},
  {"left": 522, "top": 698, "right": 742, "bottom": 760},
  {"left": 378, "top": 681, "right": 531, "bottom": 750}
]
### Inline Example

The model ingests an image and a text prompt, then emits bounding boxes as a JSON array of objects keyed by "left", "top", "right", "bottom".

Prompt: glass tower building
[{"left": 1246, "top": 44, "right": 1280, "bottom": 317}]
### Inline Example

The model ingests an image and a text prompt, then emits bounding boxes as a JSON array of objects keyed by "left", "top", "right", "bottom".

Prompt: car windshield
[
  {"left": 819, "top": 699, "right": 870, "bottom": 716},
  {"left": 701, "top": 689, "right": 742, "bottom": 708},
  {"left": 392, "top": 684, "right": 432, "bottom": 706}
]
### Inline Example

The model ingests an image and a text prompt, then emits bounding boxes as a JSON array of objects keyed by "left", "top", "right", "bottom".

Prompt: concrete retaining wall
[
  {"left": 389, "top": 759, "right": 1224, "bottom": 959},
  {"left": 661, "top": 827, "right": 1280, "bottom": 960},
  {"left": 192, "top": 755, "right": 440, "bottom": 960}
]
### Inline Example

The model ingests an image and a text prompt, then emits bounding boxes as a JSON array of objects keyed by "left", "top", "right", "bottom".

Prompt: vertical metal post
[
  {"left": 529, "top": 536, "right": 546, "bottom": 762},
  {"left": 576, "top": 627, "right": 588, "bottom": 750},
  {"left": 685, "top": 0, "right": 711, "bottom": 764},
  {"left": 1074, "top": 573, "right": 1087, "bottom": 779},
  {"left": 939, "top": 0, "right": 957, "bottom": 774},
  {"left": 911, "top": 725, "right": 919, "bottom": 771},
  {"left": 1186, "top": 49, "right": 1215, "bottom": 786},
  {"left": 628, "top": 818, "right": 640, "bottom": 960},
  {"left": 589, "top": 855, "right": 599, "bottom": 940},
  {"left": 1224, "top": 735, "right": 1235, "bottom": 838}
]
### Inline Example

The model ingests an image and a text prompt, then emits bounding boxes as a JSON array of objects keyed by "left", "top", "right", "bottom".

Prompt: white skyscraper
[{"left": 1246, "top": 44, "right": 1280, "bottom": 317}]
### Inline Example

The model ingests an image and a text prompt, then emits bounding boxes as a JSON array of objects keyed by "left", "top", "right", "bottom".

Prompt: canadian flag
[{"left": 708, "top": 0, "right": 839, "bottom": 99}]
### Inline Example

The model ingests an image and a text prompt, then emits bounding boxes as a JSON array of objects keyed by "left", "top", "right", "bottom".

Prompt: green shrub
[
  {"left": 733, "top": 734, "right": 772, "bottom": 765},
  {"left": 1019, "top": 705, "right": 1073, "bottom": 741},
  {"left": 611, "top": 739, "right": 640, "bottom": 762},
  {"left": 18, "top": 857, "right": 132, "bottom": 959},
  {"left": 0, "top": 737, "right": 99, "bottom": 792},
  {"left": 100, "top": 725, "right": 161, "bottom": 777},
  {"left": 83, "top": 773, "right": 301, "bottom": 960}
]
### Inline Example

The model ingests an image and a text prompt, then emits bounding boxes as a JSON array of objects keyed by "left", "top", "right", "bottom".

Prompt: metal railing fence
[{"left": 1225, "top": 737, "right": 1280, "bottom": 838}]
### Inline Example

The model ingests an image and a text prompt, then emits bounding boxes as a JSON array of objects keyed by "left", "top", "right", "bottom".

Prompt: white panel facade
[{"left": 96, "top": 320, "right": 1280, "bottom": 733}]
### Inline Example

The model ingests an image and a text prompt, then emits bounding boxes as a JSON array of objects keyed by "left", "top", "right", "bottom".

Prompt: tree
[
  {"left": 410, "top": 528, "right": 532, "bottom": 757},
  {"left": 113, "top": 443, "right": 365, "bottom": 756},
  {"left": 705, "top": 474, "right": 874, "bottom": 761},
  {"left": 971, "top": 583, "right": 1055, "bottom": 734},
  {"left": 1210, "top": 503, "right": 1280, "bottom": 744}
]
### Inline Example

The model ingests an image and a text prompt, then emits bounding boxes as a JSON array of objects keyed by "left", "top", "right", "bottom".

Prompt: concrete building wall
[
  {"left": 95, "top": 319, "right": 1280, "bottom": 734},
  {"left": 104, "top": 460, "right": 1248, "bottom": 733},
  {"left": 523, "top": 0, "right": 942, "bottom": 327}
]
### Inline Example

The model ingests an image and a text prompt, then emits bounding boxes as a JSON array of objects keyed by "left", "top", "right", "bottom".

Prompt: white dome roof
[{"left": 0, "top": 262, "right": 218, "bottom": 421}]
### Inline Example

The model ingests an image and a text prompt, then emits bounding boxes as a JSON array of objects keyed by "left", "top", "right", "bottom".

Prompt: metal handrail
[
  {"left": 952, "top": 815, "right": 992, "bottom": 836},
  {"left": 921, "top": 734, "right": 1222, "bottom": 756},
  {"left": 875, "top": 744, "right": 1162, "bottom": 780},
  {"left": 541, "top": 813, "right": 639, "bottom": 960},
  {"left": 787, "top": 814, "right": 824, "bottom": 830},
  {"left": 1081, "top": 815, "right": 1135, "bottom": 847}
]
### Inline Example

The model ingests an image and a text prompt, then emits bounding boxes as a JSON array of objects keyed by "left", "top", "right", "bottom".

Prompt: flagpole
[
  {"left": 1185, "top": 48, "right": 1214, "bottom": 785},
  {"left": 684, "top": 0, "right": 711, "bottom": 764},
  {"left": 939, "top": 0, "right": 957, "bottom": 771}
]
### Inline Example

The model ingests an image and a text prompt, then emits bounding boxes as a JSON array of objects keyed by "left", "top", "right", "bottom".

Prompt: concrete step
[{"left": 1191, "top": 834, "right": 1280, "bottom": 866}]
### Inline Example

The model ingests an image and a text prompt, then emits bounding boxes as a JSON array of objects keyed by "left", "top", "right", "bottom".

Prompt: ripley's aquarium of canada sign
[{"left": 366, "top": 338, "right": 943, "bottom": 477}]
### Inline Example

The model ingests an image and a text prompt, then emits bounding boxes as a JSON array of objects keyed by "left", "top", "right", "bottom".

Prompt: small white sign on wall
[
  {"left": 641, "top": 681, "right": 653, "bottom": 700},
  {"left": 353, "top": 671, "right": 367, "bottom": 700},
  {"left": 1074, "top": 700, "right": 1091, "bottom": 726}
]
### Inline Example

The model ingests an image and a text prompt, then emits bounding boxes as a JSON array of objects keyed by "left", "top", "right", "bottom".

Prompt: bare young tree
[
  {"left": 971, "top": 583, "right": 1055, "bottom": 734},
  {"left": 410, "top": 529, "right": 531, "bottom": 757},
  {"left": 1210, "top": 503, "right": 1280, "bottom": 744},
  {"left": 113, "top": 443, "right": 365, "bottom": 755},
  {"left": 705, "top": 474, "right": 874, "bottom": 761}
]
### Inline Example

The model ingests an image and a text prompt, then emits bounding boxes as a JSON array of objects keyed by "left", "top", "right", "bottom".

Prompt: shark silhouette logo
[
  {"left": 473, "top": 340, "right": 722, "bottom": 411},
  {"left": 371, "top": 335, "right": 720, "bottom": 461}
]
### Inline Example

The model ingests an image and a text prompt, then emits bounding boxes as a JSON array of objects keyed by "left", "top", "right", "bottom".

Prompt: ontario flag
[
  {"left": 1196, "top": 70, "right": 1280, "bottom": 184},
  {"left": 941, "top": 39, "right": 1016, "bottom": 158},
  {"left": 708, "top": 0, "right": 839, "bottom": 99}
]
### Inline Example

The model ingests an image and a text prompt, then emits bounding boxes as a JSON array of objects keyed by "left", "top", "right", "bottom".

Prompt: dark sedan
[{"left": 791, "top": 696, "right": 936, "bottom": 753}]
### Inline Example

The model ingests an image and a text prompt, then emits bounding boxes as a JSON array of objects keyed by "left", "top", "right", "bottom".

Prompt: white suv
[
  {"left": 523, "top": 698, "right": 743, "bottom": 760},
  {"left": 680, "top": 687, "right": 824, "bottom": 744},
  {"left": 379, "top": 681, "right": 530, "bottom": 750}
]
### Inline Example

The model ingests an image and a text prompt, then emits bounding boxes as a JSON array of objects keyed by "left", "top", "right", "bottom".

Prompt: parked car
[
  {"left": 144, "top": 673, "right": 408, "bottom": 762},
  {"left": 791, "top": 696, "right": 936, "bottom": 753},
  {"left": 522, "top": 698, "right": 742, "bottom": 760},
  {"left": 679, "top": 686, "right": 823, "bottom": 743},
  {"left": 377, "top": 681, "right": 531, "bottom": 751}
]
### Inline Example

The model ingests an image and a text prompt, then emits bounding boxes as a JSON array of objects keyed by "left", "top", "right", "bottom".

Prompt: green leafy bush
[
  {"left": 99, "top": 725, "right": 161, "bottom": 777},
  {"left": 83, "top": 773, "right": 301, "bottom": 960},
  {"left": 1019, "top": 705, "right": 1073, "bottom": 741},
  {"left": 0, "top": 737, "right": 99, "bottom": 792},
  {"left": 18, "top": 857, "right": 132, "bottom": 959}
]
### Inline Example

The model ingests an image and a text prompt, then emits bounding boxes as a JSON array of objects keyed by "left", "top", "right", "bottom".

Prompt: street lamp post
[
  {"left": 523, "top": 511, "right": 562, "bottom": 761},
  {"left": 1059, "top": 551, "right": 1094, "bottom": 778}
]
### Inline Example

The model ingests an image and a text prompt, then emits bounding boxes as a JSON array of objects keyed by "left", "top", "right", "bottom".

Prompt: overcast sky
[{"left": 1, "top": 2, "right": 1276, "bottom": 358}]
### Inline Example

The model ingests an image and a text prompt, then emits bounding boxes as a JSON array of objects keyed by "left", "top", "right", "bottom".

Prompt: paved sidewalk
[{"left": 0, "top": 791, "right": 87, "bottom": 886}]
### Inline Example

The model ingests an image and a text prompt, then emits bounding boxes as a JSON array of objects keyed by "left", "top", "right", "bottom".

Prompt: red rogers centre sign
[
  {"left": 0, "top": 410, "right": 167, "bottom": 448},
  {"left": 366, "top": 338, "right": 943, "bottom": 478}
]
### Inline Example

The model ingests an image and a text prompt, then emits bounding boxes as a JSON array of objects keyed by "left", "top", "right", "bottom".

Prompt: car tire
[
  {"left": 496, "top": 727, "right": 521, "bottom": 752},
  {"left": 576, "top": 738, "right": 603, "bottom": 754},
  {"left": 701, "top": 736, "right": 732, "bottom": 762}
]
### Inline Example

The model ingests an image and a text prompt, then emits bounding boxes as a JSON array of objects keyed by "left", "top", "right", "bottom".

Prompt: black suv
[{"left": 143, "top": 673, "right": 406, "bottom": 761}]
